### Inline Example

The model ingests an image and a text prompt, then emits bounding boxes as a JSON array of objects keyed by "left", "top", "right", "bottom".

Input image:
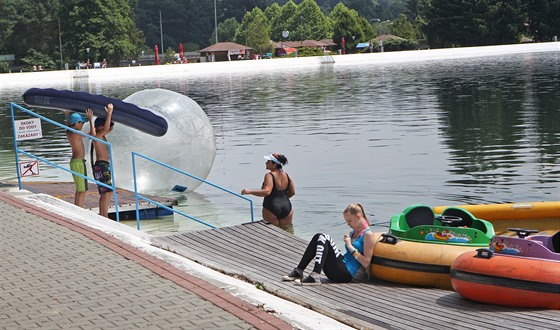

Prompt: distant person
[
  {"left": 101, "top": 58, "right": 107, "bottom": 68},
  {"left": 241, "top": 153, "right": 295, "bottom": 231},
  {"left": 66, "top": 109, "right": 95, "bottom": 207},
  {"left": 91, "top": 104, "right": 114, "bottom": 218},
  {"left": 282, "top": 203, "right": 375, "bottom": 285}
]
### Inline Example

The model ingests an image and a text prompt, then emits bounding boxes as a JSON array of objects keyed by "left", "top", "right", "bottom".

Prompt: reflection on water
[{"left": 1, "top": 51, "right": 558, "bottom": 246}]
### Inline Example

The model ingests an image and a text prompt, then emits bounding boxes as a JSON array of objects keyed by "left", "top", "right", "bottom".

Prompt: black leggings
[{"left": 296, "top": 233, "right": 353, "bottom": 283}]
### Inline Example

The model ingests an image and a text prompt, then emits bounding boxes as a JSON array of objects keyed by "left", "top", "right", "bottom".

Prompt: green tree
[
  {"left": 134, "top": 0, "right": 191, "bottom": 50},
  {"left": 420, "top": 0, "right": 536, "bottom": 47},
  {"left": 526, "top": 0, "right": 560, "bottom": 42},
  {"left": 374, "top": 19, "right": 394, "bottom": 36},
  {"left": 218, "top": 0, "right": 268, "bottom": 22},
  {"left": 0, "top": 0, "right": 18, "bottom": 54},
  {"left": 487, "top": 0, "right": 524, "bottom": 44},
  {"left": 234, "top": 8, "right": 258, "bottom": 45},
  {"left": 413, "top": 15, "right": 427, "bottom": 41},
  {"left": 292, "top": 0, "right": 330, "bottom": 41},
  {"left": 235, "top": 7, "right": 271, "bottom": 54},
  {"left": 3, "top": 0, "right": 60, "bottom": 67},
  {"left": 423, "top": 0, "right": 490, "bottom": 47},
  {"left": 270, "top": 0, "right": 298, "bottom": 41},
  {"left": 212, "top": 17, "right": 240, "bottom": 44},
  {"left": 263, "top": 0, "right": 408, "bottom": 21},
  {"left": 329, "top": 3, "right": 363, "bottom": 52},
  {"left": 163, "top": 46, "right": 176, "bottom": 63},
  {"left": 391, "top": 13, "right": 416, "bottom": 40},
  {"left": 59, "top": 0, "right": 143, "bottom": 65},
  {"left": 248, "top": 13, "right": 273, "bottom": 54},
  {"left": 263, "top": 2, "right": 281, "bottom": 26},
  {"left": 358, "top": 16, "right": 376, "bottom": 41},
  {"left": 345, "top": 0, "right": 406, "bottom": 21},
  {"left": 405, "top": 0, "right": 430, "bottom": 20}
]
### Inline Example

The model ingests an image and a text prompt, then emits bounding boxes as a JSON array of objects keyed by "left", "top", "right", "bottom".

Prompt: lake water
[{"left": 1, "top": 49, "right": 559, "bottom": 248}]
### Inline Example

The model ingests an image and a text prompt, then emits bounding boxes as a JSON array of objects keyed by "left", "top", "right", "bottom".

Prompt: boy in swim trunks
[
  {"left": 91, "top": 104, "right": 114, "bottom": 218},
  {"left": 66, "top": 109, "right": 95, "bottom": 207}
]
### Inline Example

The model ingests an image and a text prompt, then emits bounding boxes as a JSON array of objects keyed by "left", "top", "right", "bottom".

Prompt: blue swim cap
[{"left": 68, "top": 113, "right": 86, "bottom": 125}]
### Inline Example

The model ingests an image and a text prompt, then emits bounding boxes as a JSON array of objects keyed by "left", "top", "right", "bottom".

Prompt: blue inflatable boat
[{"left": 23, "top": 88, "right": 168, "bottom": 137}]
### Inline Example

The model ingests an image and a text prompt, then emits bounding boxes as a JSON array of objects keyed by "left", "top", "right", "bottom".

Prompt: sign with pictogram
[
  {"left": 15, "top": 118, "right": 42, "bottom": 141},
  {"left": 19, "top": 160, "right": 40, "bottom": 177}
]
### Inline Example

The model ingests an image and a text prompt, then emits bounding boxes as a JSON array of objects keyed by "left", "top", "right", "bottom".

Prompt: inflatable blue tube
[{"left": 23, "top": 88, "right": 168, "bottom": 137}]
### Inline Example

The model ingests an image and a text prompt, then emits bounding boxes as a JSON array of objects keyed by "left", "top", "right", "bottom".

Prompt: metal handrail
[
  {"left": 9, "top": 102, "right": 120, "bottom": 221},
  {"left": 131, "top": 151, "right": 254, "bottom": 230}
]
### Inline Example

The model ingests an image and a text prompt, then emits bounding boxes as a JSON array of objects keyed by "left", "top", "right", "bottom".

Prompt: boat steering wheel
[
  {"left": 435, "top": 215, "right": 462, "bottom": 226},
  {"left": 508, "top": 228, "right": 539, "bottom": 238}
]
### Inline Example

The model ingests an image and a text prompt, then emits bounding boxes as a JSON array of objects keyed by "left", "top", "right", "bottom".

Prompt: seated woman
[{"left": 282, "top": 203, "right": 376, "bottom": 285}]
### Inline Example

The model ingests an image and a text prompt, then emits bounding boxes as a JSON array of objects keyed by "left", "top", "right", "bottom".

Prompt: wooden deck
[
  {"left": 20, "top": 182, "right": 176, "bottom": 219},
  {"left": 152, "top": 221, "right": 560, "bottom": 330}
]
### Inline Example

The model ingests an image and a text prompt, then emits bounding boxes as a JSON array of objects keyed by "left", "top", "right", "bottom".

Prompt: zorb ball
[{"left": 108, "top": 88, "right": 216, "bottom": 194}]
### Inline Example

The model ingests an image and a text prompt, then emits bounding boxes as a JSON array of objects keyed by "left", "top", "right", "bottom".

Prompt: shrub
[
  {"left": 0, "top": 62, "right": 9, "bottom": 73},
  {"left": 295, "top": 47, "right": 325, "bottom": 57},
  {"left": 20, "top": 49, "right": 56, "bottom": 71},
  {"left": 382, "top": 39, "right": 419, "bottom": 51}
]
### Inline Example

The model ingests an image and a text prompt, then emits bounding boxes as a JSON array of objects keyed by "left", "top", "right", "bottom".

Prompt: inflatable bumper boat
[
  {"left": 450, "top": 228, "right": 560, "bottom": 309},
  {"left": 370, "top": 204, "right": 495, "bottom": 290}
]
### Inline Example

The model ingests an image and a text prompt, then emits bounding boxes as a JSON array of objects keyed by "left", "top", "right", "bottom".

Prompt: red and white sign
[
  {"left": 228, "top": 49, "right": 245, "bottom": 55},
  {"left": 19, "top": 160, "right": 40, "bottom": 177},
  {"left": 15, "top": 118, "right": 42, "bottom": 141}
]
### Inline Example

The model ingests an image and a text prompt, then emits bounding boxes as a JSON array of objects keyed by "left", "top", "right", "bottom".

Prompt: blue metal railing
[
  {"left": 9, "top": 102, "right": 120, "bottom": 221},
  {"left": 131, "top": 151, "right": 254, "bottom": 230}
]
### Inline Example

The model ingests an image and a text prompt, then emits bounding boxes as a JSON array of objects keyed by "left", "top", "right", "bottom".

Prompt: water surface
[{"left": 1, "top": 51, "right": 559, "bottom": 247}]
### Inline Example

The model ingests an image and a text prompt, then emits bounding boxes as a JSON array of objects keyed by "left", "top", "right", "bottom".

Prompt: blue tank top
[{"left": 343, "top": 227, "right": 371, "bottom": 277}]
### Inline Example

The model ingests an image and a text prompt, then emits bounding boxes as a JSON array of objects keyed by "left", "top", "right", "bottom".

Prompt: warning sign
[
  {"left": 19, "top": 160, "right": 40, "bottom": 177},
  {"left": 15, "top": 118, "right": 42, "bottom": 141}
]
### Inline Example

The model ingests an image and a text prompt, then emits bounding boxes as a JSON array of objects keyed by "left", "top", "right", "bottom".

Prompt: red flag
[{"left": 154, "top": 45, "right": 160, "bottom": 65}]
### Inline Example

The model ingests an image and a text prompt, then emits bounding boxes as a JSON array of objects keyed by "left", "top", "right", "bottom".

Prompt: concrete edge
[{"left": 2, "top": 188, "right": 354, "bottom": 330}]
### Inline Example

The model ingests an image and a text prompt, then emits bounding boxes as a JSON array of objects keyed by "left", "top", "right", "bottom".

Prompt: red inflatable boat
[{"left": 450, "top": 228, "right": 560, "bottom": 309}]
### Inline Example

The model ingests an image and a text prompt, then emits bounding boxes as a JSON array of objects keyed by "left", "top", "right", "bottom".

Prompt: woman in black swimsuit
[{"left": 241, "top": 153, "right": 296, "bottom": 231}]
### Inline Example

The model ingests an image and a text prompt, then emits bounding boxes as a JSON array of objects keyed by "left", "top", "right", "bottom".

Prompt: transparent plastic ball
[{"left": 104, "top": 88, "right": 215, "bottom": 194}]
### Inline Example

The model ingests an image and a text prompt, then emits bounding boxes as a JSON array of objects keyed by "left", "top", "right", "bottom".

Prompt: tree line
[{"left": 0, "top": 0, "right": 557, "bottom": 72}]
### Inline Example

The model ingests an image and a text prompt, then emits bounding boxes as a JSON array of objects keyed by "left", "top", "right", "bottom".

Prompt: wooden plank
[
  {"left": 158, "top": 224, "right": 460, "bottom": 328},
  {"left": 152, "top": 222, "right": 560, "bottom": 329},
  {"left": 161, "top": 224, "right": 308, "bottom": 281},
  {"left": 191, "top": 227, "right": 482, "bottom": 326}
]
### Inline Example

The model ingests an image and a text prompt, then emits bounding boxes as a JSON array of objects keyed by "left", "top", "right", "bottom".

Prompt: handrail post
[
  {"left": 132, "top": 152, "right": 141, "bottom": 230},
  {"left": 250, "top": 199, "right": 254, "bottom": 222},
  {"left": 107, "top": 142, "right": 119, "bottom": 222},
  {"left": 10, "top": 103, "right": 23, "bottom": 190}
]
